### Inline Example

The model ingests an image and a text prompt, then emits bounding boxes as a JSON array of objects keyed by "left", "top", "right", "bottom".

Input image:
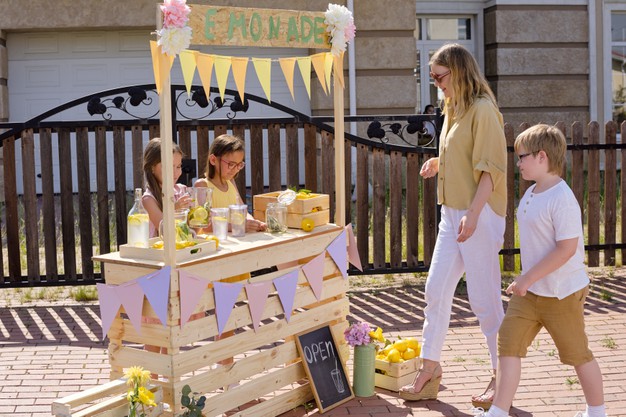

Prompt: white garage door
[
  {"left": 6, "top": 30, "right": 311, "bottom": 193},
  {"left": 7, "top": 30, "right": 310, "bottom": 122}
]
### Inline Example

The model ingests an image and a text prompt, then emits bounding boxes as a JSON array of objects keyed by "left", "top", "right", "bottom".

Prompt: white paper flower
[
  {"left": 157, "top": 26, "right": 192, "bottom": 57},
  {"left": 324, "top": 4, "right": 356, "bottom": 56}
]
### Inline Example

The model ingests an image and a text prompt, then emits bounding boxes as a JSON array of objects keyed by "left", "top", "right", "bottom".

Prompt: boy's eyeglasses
[
  {"left": 220, "top": 158, "right": 245, "bottom": 170},
  {"left": 430, "top": 70, "right": 451, "bottom": 83},
  {"left": 517, "top": 152, "right": 535, "bottom": 162}
]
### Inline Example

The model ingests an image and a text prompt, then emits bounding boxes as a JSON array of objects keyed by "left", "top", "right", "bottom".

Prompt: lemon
[
  {"left": 387, "top": 349, "right": 401, "bottom": 363},
  {"left": 189, "top": 219, "right": 204, "bottom": 227},
  {"left": 402, "top": 348, "right": 417, "bottom": 360},
  {"left": 151, "top": 240, "right": 164, "bottom": 249},
  {"left": 128, "top": 213, "right": 149, "bottom": 225},
  {"left": 406, "top": 338, "right": 420, "bottom": 350},
  {"left": 230, "top": 212, "right": 245, "bottom": 226},
  {"left": 212, "top": 216, "right": 228, "bottom": 222},
  {"left": 382, "top": 345, "right": 394, "bottom": 355},
  {"left": 393, "top": 339, "right": 408, "bottom": 353},
  {"left": 193, "top": 206, "right": 208, "bottom": 221},
  {"left": 301, "top": 218, "right": 314, "bottom": 232}
]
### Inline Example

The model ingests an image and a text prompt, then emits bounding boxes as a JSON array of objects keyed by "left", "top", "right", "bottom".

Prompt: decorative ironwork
[
  {"left": 175, "top": 87, "right": 249, "bottom": 120},
  {"left": 87, "top": 87, "right": 159, "bottom": 120},
  {"left": 87, "top": 86, "right": 250, "bottom": 121},
  {"left": 367, "top": 115, "right": 438, "bottom": 147}
]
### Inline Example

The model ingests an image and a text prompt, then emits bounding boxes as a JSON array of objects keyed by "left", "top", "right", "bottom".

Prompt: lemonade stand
[{"left": 65, "top": 2, "right": 358, "bottom": 417}]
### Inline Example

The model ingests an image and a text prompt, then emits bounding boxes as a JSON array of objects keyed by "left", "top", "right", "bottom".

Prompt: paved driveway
[{"left": 1, "top": 270, "right": 625, "bottom": 417}]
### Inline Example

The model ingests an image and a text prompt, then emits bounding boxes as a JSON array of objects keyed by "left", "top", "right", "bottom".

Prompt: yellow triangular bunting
[
  {"left": 180, "top": 50, "right": 198, "bottom": 97},
  {"left": 197, "top": 53, "right": 214, "bottom": 97},
  {"left": 296, "top": 57, "right": 312, "bottom": 99},
  {"left": 214, "top": 56, "right": 232, "bottom": 102},
  {"left": 333, "top": 52, "right": 345, "bottom": 89},
  {"left": 279, "top": 57, "right": 297, "bottom": 101},
  {"left": 231, "top": 57, "right": 249, "bottom": 103},
  {"left": 252, "top": 58, "right": 272, "bottom": 103},
  {"left": 311, "top": 52, "right": 328, "bottom": 95},
  {"left": 324, "top": 52, "right": 334, "bottom": 94},
  {"left": 150, "top": 41, "right": 161, "bottom": 94}
]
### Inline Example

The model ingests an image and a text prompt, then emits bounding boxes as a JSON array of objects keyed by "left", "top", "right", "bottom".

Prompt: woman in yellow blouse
[{"left": 399, "top": 43, "right": 507, "bottom": 410}]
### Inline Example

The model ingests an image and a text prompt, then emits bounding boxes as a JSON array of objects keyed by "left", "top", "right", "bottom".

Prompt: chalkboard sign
[{"left": 295, "top": 325, "right": 354, "bottom": 413}]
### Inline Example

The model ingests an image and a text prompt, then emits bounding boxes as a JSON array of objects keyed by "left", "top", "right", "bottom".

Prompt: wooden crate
[
  {"left": 119, "top": 237, "right": 217, "bottom": 262},
  {"left": 93, "top": 225, "right": 350, "bottom": 417},
  {"left": 374, "top": 357, "right": 421, "bottom": 392},
  {"left": 253, "top": 191, "right": 330, "bottom": 229},
  {"left": 52, "top": 378, "right": 163, "bottom": 417}
]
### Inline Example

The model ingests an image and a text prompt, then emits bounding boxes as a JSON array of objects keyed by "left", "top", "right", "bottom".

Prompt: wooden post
[{"left": 333, "top": 59, "right": 345, "bottom": 227}]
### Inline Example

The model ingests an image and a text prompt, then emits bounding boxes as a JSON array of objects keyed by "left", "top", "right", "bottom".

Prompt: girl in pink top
[{"left": 142, "top": 138, "right": 192, "bottom": 237}]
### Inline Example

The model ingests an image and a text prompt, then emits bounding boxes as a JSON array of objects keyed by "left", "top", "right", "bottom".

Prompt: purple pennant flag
[
  {"left": 213, "top": 281, "right": 243, "bottom": 336},
  {"left": 273, "top": 270, "right": 299, "bottom": 322},
  {"left": 244, "top": 281, "right": 272, "bottom": 331},
  {"left": 302, "top": 252, "right": 325, "bottom": 300},
  {"left": 326, "top": 230, "right": 348, "bottom": 279},
  {"left": 137, "top": 266, "right": 171, "bottom": 327},
  {"left": 114, "top": 281, "right": 145, "bottom": 334},
  {"left": 96, "top": 283, "right": 122, "bottom": 340},
  {"left": 179, "top": 270, "right": 208, "bottom": 328},
  {"left": 345, "top": 224, "right": 363, "bottom": 272}
]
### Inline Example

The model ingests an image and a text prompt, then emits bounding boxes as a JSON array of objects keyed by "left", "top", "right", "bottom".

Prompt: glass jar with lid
[{"left": 266, "top": 202, "right": 288, "bottom": 233}]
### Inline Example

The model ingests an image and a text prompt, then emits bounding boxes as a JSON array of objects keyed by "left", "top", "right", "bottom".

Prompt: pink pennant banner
[
  {"left": 302, "top": 252, "right": 325, "bottom": 300},
  {"left": 213, "top": 281, "right": 243, "bottom": 336},
  {"left": 345, "top": 224, "right": 363, "bottom": 271},
  {"left": 244, "top": 281, "right": 272, "bottom": 331},
  {"left": 326, "top": 230, "right": 348, "bottom": 279},
  {"left": 273, "top": 270, "right": 299, "bottom": 322},
  {"left": 96, "top": 283, "right": 122, "bottom": 340},
  {"left": 114, "top": 281, "right": 145, "bottom": 334},
  {"left": 179, "top": 270, "right": 208, "bottom": 328},
  {"left": 137, "top": 266, "right": 171, "bottom": 327}
]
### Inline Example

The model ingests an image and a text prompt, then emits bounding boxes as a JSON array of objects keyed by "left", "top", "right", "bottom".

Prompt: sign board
[
  {"left": 295, "top": 325, "right": 354, "bottom": 413},
  {"left": 189, "top": 5, "right": 331, "bottom": 49}
]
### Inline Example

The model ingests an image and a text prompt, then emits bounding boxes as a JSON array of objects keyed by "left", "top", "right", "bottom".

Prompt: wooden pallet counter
[{"left": 93, "top": 224, "right": 350, "bottom": 417}]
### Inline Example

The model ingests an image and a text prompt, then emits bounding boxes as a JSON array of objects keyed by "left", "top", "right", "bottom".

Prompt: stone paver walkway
[{"left": 1, "top": 270, "right": 625, "bottom": 417}]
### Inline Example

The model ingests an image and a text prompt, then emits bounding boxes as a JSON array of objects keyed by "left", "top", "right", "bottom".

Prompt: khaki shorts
[{"left": 498, "top": 286, "right": 594, "bottom": 366}]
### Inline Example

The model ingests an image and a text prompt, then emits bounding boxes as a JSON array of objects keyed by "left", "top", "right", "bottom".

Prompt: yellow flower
[
  {"left": 124, "top": 366, "right": 151, "bottom": 387},
  {"left": 368, "top": 327, "right": 386, "bottom": 343},
  {"left": 137, "top": 386, "right": 156, "bottom": 407}
]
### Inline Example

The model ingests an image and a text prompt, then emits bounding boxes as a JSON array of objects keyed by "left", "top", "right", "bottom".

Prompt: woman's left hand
[{"left": 457, "top": 213, "right": 478, "bottom": 242}]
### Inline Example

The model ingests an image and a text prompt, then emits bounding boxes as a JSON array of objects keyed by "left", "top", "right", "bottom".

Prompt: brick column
[{"left": 0, "top": 30, "right": 7, "bottom": 122}]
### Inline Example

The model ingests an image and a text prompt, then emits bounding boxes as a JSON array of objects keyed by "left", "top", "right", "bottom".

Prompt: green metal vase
[{"left": 352, "top": 343, "right": 376, "bottom": 397}]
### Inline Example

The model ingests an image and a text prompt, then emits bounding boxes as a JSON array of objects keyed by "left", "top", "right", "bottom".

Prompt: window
[
  {"left": 611, "top": 13, "right": 626, "bottom": 124},
  {"left": 415, "top": 17, "right": 474, "bottom": 113}
]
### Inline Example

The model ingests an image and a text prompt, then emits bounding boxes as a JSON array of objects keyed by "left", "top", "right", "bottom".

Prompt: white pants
[{"left": 421, "top": 205, "right": 505, "bottom": 369}]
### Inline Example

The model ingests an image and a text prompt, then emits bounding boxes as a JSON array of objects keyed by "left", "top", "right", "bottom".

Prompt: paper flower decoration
[
  {"left": 324, "top": 4, "right": 356, "bottom": 56},
  {"left": 157, "top": 0, "right": 192, "bottom": 57}
]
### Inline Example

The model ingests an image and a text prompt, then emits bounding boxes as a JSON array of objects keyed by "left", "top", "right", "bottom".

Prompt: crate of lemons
[{"left": 369, "top": 327, "right": 422, "bottom": 392}]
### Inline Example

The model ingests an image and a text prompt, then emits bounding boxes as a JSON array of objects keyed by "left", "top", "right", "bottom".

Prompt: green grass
[
  {"left": 600, "top": 336, "right": 617, "bottom": 349},
  {"left": 69, "top": 286, "right": 99, "bottom": 302}
]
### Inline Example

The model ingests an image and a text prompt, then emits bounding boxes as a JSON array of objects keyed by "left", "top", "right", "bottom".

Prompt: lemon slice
[
  {"left": 128, "top": 213, "right": 149, "bottom": 225},
  {"left": 230, "top": 212, "right": 245, "bottom": 226},
  {"left": 193, "top": 206, "right": 208, "bottom": 221},
  {"left": 212, "top": 216, "right": 228, "bottom": 222}
]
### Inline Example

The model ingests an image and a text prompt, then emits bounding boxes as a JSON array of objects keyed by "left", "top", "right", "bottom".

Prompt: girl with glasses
[
  {"left": 399, "top": 43, "right": 507, "bottom": 410},
  {"left": 194, "top": 134, "right": 266, "bottom": 233}
]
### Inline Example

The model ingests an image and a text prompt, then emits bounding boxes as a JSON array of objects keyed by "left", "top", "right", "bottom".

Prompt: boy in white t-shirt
[{"left": 477, "top": 124, "right": 606, "bottom": 417}]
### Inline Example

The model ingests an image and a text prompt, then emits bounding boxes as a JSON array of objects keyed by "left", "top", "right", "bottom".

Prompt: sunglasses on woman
[{"left": 430, "top": 70, "right": 451, "bottom": 83}]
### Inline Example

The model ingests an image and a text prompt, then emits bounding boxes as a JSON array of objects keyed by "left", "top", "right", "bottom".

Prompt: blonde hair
[
  {"left": 204, "top": 134, "right": 245, "bottom": 180},
  {"left": 143, "top": 138, "right": 184, "bottom": 210},
  {"left": 430, "top": 43, "right": 497, "bottom": 119},
  {"left": 514, "top": 124, "right": 566, "bottom": 175}
]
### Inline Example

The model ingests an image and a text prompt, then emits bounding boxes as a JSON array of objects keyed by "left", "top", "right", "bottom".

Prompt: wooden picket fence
[{"left": 0, "top": 86, "right": 625, "bottom": 287}]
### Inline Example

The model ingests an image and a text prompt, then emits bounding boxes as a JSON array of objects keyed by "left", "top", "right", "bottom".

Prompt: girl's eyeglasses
[
  {"left": 430, "top": 70, "right": 451, "bottom": 83},
  {"left": 221, "top": 158, "right": 245, "bottom": 170}
]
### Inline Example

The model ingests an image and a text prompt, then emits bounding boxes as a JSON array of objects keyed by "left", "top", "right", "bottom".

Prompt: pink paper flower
[{"left": 161, "top": 0, "right": 191, "bottom": 29}]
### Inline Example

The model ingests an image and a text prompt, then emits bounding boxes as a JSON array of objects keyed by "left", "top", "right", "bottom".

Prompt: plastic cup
[
  {"left": 211, "top": 207, "right": 229, "bottom": 242},
  {"left": 229, "top": 204, "right": 247, "bottom": 237}
]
